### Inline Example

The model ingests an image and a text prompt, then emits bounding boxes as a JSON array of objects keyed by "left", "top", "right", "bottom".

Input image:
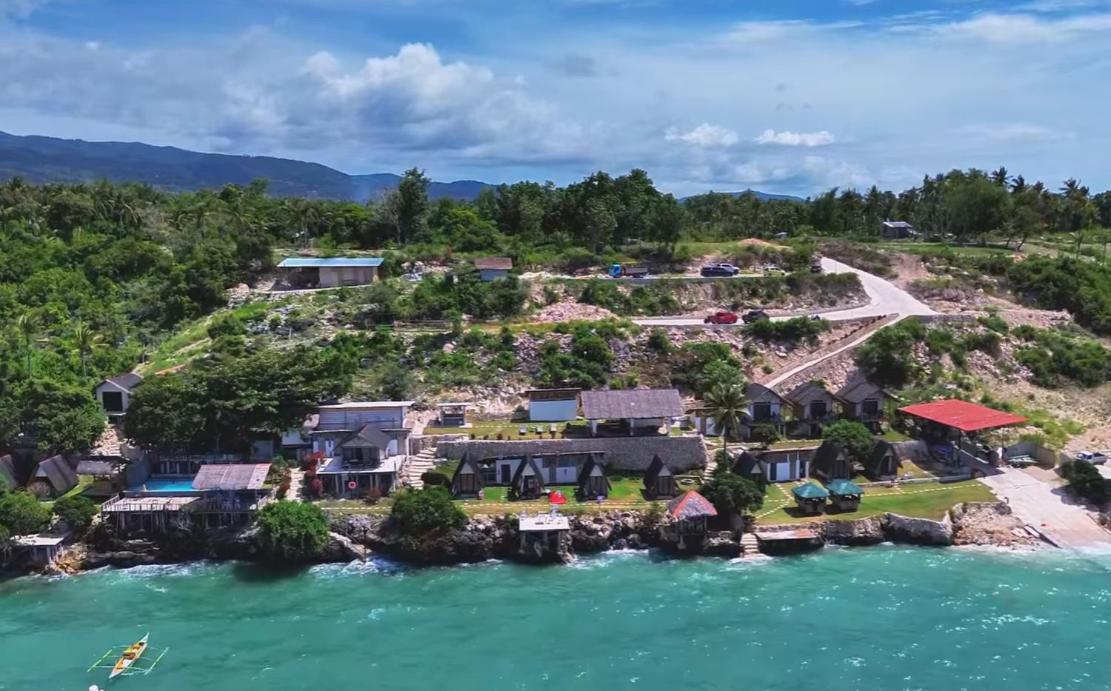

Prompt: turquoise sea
[{"left": 2, "top": 547, "right": 1109, "bottom": 691}]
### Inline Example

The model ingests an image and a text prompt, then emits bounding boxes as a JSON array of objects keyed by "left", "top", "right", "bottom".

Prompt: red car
[{"left": 704, "top": 310, "right": 738, "bottom": 325}]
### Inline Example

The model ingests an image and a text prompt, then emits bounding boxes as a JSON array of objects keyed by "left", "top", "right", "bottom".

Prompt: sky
[{"left": 0, "top": 0, "right": 1109, "bottom": 196}]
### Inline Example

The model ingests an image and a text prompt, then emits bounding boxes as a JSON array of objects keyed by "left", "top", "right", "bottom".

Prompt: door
[
  {"left": 810, "top": 400, "right": 827, "bottom": 419},
  {"left": 500, "top": 463, "right": 512, "bottom": 484},
  {"left": 754, "top": 402, "right": 771, "bottom": 421}
]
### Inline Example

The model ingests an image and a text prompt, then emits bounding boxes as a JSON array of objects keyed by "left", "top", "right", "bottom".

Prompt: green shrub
[
  {"left": 978, "top": 314, "right": 1009, "bottom": 334},
  {"left": 1060, "top": 460, "right": 1110, "bottom": 505},
  {"left": 390, "top": 487, "right": 466, "bottom": 538},
  {"left": 700, "top": 471, "right": 765, "bottom": 517},
  {"left": 748, "top": 423, "right": 780, "bottom": 445},
  {"left": 646, "top": 328, "right": 671, "bottom": 354},
  {"left": 53, "top": 495, "right": 98, "bottom": 531},
  {"left": 0, "top": 491, "right": 51, "bottom": 536},
  {"left": 207, "top": 313, "right": 245, "bottom": 339},
  {"left": 822, "top": 420, "right": 874, "bottom": 466},
  {"left": 745, "top": 316, "right": 828, "bottom": 343},
  {"left": 420, "top": 471, "right": 451, "bottom": 488},
  {"left": 256, "top": 501, "right": 330, "bottom": 562}
]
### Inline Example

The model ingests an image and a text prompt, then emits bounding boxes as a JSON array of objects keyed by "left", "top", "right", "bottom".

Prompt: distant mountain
[
  {"left": 0, "top": 131, "right": 492, "bottom": 201},
  {"left": 683, "top": 189, "right": 805, "bottom": 203}
]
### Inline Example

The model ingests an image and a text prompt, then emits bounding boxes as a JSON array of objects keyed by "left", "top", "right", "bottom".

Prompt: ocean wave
[
  {"left": 566, "top": 550, "right": 650, "bottom": 570},
  {"left": 309, "top": 557, "right": 406, "bottom": 578},
  {"left": 112, "top": 561, "right": 221, "bottom": 580}
]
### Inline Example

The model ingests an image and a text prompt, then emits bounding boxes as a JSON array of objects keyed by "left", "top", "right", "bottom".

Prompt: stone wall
[{"left": 436, "top": 435, "right": 707, "bottom": 472}]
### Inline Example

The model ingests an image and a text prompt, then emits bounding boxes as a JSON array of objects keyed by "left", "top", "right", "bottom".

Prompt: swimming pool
[{"left": 131, "top": 477, "right": 197, "bottom": 493}]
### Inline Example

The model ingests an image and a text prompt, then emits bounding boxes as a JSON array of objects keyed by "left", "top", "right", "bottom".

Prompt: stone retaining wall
[{"left": 436, "top": 435, "right": 708, "bottom": 472}]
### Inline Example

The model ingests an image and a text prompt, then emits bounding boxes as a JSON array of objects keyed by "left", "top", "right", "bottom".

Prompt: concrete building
[
  {"left": 580, "top": 389, "right": 683, "bottom": 437},
  {"left": 304, "top": 401, "right": 413, "bottom": 498},
  {"left": 94, "top": 372, "right": 142, "bottom": 419},
  {"left": 473, "top": 256, "right": 513, "bottom": 281},
  {"left": 525, "top": 389, "right": 580, "bottom": 422}
]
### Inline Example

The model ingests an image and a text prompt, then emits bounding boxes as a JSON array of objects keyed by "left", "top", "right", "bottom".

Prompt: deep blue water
[{"left": 1, "top": 547, "right": 1109, "bottom": 690}]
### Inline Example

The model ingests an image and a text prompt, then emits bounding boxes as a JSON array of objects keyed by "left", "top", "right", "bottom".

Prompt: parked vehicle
[
  {"left": 703, "top": 310, "right": 738, "bottom": 325},
  {"left": 608, "top": 263, "right": 650, "bottom": 278},
  {"left": 742, "top": 309, "right": 770, "bottom": 323},
  {"left": 810, "top": 261, "right": 823, "bottom": 274},
  {"left": 763, "top": 265, "right": 786, "bottom": 276},
  {"left": 700, "top": 263, "right": 740, "bottom": 277},
  {"left": 1075, "top": 451, "right": 1108, "bottom": 465}
]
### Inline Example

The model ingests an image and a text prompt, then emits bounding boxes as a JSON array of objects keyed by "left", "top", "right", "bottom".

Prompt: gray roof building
[{"left": 581, "top": 389, "right": 684, "bottom": 421}]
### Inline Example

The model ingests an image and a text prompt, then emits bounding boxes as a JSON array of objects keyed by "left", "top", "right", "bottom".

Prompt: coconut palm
[
  {"left": 15, "top": 314, "right": 37, "bottom": 376},
  {"left": 703, "top": 380, "right": 748, "bottom": 459},
  {"left": 72, "top": 320, "right": 103, "bottom": 378}
]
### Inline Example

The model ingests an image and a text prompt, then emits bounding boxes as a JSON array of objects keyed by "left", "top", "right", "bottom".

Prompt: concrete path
[
  {"left": 980, "top": 468, "right": 1111, "bottom": 549},
  {"left": 763, "top": 313, "right": 900, "bottom": 388},
  {"left": 286, "top": 468, "right": 305, "bottom": 502},
  {"left": 632, "top": 257, "right": 935, "bottom": 328}
]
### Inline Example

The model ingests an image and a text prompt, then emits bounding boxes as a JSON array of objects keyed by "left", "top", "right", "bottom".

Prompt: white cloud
[
  {"left": 755, "top": 129, "right": 837, "bottom": 147},
  {"left": 665, "top": 123, "right": 738, "bottom": 148},
  {"left": 934, "top": 12, "right": 1111, "bottom": 43}
]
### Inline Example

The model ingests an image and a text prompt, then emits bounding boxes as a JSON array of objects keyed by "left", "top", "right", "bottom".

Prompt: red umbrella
[{"left": 548, "top": 490, "right": 567, "bottom": 505}]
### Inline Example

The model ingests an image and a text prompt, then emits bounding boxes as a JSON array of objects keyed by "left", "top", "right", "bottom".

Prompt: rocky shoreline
[{"left": 4, "top": 500, "right": 1041, "bottom": 577}]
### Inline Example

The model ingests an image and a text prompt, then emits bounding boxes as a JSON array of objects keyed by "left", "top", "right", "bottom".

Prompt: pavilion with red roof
[{"left": 897, "top": 399, "right": 1028, "bottom": 466}]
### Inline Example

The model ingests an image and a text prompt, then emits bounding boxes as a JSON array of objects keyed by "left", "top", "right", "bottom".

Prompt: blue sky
[{"left": 1, "top": 0, "right": 1109, "bottom": 195}]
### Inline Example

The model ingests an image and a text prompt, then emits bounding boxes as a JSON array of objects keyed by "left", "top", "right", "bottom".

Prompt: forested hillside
[{"left": 0, "top": 166, "right": 1108, "bottom": 456}]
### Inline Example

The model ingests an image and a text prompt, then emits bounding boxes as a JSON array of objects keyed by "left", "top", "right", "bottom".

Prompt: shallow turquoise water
[
  {"left": 129, "top": 478, "right": 196, "bottom": 493},
  {"left": 1, "top": 547, "right": 1109, "bottom": 690}
]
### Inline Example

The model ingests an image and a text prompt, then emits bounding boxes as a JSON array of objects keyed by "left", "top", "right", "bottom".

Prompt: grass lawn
[
  {"left": 756, "top": 479, "right": 995, "bottom": 525},
  {"left": 454, "top": 475, "right": 673, "bottom": 515},
  {"left": 871, "top": 241, "right": 1017, "bottom": 258}
]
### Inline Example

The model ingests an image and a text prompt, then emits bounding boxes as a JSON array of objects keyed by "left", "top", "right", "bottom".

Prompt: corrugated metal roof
[
  {"left": 278, "top": 257, "right": 384, "bottom": 268},
  {"left": 581, "top": 389, "right": 683, "bottom": 420},
  {"left": 898, "top": 399, "right": 1027, "bottom": 433},
  {"left": 192, "top": 464, "right": 270, "bottom": 491},
  {"left": 474, "top": 256, "right": 513, "bottom": 270}
]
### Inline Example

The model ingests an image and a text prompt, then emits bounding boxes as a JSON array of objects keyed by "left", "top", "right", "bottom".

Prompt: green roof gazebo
[
  {"left": 792, "top": 482, "right": 829, "bottom": 515},
  {"left": 827, "top": 478, "right": 863, "bottom": 512}
]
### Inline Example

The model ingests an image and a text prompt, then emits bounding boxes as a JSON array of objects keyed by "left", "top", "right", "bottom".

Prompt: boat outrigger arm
[{"left": 87, "top": 646, "right": 169, "bottom": 677}]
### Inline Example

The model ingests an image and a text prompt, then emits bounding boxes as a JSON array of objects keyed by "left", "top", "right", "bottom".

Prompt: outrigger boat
[{"left": 88, "top": 634, "right": 168, "bottom": 681}]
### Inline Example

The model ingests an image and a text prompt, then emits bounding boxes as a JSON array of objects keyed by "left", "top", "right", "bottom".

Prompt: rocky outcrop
[
  {"left": 821, "top": 516, "right": 885, "bottom": 546},
  {"left": 951, "top": 502, "right": 1040, "bottom": 548},
  {"left": 880, "top": 512, "right": 953, "bottom": 546}
]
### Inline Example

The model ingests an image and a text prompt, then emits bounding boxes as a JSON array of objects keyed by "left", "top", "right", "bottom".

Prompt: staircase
[
  {"left": 400, "top": 447, "right": 438, "bottom": 490},
  {"left": 286, "top": 468, "right": 306, "bottom": 502},
  {"left": 740, "top": 532, "right": 760, "bottom": 557}
]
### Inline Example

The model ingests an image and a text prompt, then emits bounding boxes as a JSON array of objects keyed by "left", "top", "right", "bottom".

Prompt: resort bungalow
[
  {"left": 576, "top": 455, "right": 611, "bottom": 499},
  {"left": 811, "top": 440, "right": 856, "bottom": 481},
  {"left": 275, "top": 256, "right": 383, "bottom": 289},
  {"left": 474, "top": 256, "right": 513, "bottom": 281},
  {"left": 835, "top": 377, "right": 891, "bottom": 432},
  {"left": 304, "top": 401, "right": 412, "bottom": 496},
  {"left": 881, "top": 220, "right": 919, "bottom": 239},
  {"left": 755, "top": 443, "right": 819, "bottom": 483},
  {"left": 732, "top": 451, "right": 768, "bottom": 484},
  {"left": 665, "top": 490, "right": 718, "bottom": 537},
  {"left": 783, "top": 381, "right": 839, "bottom": 438},
  {"left": 792, "top": 482, "right": 829, "bottom": 515},
  {"left": 581, "top": 388, "right": 683, "bottom": 437},
  {"left": 27, "top": 455, "right": 78, "bottom": 499},
  {"left": 189, "top": 463, "right": 272, "bottom": 529},
  {"left": 450, "top": 454, "right": 485, "bottom": 498},
  {"left": 865, "top": 439, "right": 902, "bottom": 479},
  {"left": 509, "top": 457, "right": 546, "bottom": 500},
  {"left": 643, "top": 454, "right": 678, "bottom": 499},
  {"left": 741, "top": 383, "right": 789, "bottom": 440},
  {"left": 94, "top": 372, "right": 142, "bottom": 419},
  {"left": 525, "top": 389, "right": 580, "bottom": 422},
  {"left": 827, "top": 479, "right": 863, "bottom": 512}
]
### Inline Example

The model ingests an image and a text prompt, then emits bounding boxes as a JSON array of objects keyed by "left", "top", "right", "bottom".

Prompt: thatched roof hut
[
  {"left": 643, "top": 454, "right": 677, "bottom": 499},
  {"left": 864, "top": 439, "right": 901, "bottom": 479},
  {"left": 576, "top": 454, "right": 611, "bottom": 499},
  {"left": 29, "top": 455, "right": 78, "bottom": 498},
  {"left": 450, "top": 453, "right": 485, "bottom": 498},
  {"left": 812, "top": 440, "right": 855, "bottom": 480},
  {"left": 509, "top": 457, "right": 546, "bottom": 500}
]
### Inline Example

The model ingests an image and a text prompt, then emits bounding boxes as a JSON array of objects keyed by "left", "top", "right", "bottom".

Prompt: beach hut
[
  {"left": 864, "top": 439, "right": 901, "bottom": 479},
  {"left": 450, "top": 454, "right": 484, "bottom": 498},
  {"left": 811, "top": 440, "right": 856, "bottom": 481},
  {"left": 643, "top": 454, "right": 677, "bottom": 499},
  {"left": 732, "top": 450, "right": 767, "bottom": 483},
  {"left": 576, "top": 454, "right": 611, "bottom": 499},
  {"left": 792, "top": 482, "right": 829, "bottom": 515},
  {"left": 666, "top": 490, "right": 718, "bottom": 536},
  {"left": 509, "top": 457, "right": 546, "bottom": 500},
  {"left": 28, "top": 455, "right": 78, "bottom": 499},
  {"left": 827, "top": 479, "right": 863, "bottom": 512}
]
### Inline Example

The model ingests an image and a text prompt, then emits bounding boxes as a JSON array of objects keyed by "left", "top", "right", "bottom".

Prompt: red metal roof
[{"left": 898, "top": 399, "right": 1027, "bottom": 433}]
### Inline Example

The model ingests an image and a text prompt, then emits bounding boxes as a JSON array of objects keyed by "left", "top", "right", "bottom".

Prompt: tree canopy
[{"left": 255, "top": 500, "right": 330, "bottom": 561}]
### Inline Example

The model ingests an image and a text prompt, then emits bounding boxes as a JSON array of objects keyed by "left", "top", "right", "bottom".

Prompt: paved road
[
  {"left": 632, "top": 257, "right": 935, "bottom": 328},
  {"left": 980, "top": 468, "right": 1111, "bottom": 549}
]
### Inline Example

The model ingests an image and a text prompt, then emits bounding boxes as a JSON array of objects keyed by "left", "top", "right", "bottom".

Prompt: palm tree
[
  {"left": 15, "top": 314, "right": 37, "bottom": 376},
  {"left": 71, "top": 320, "right": 102, "bottom": 378},
  {"left": 703, "top": 381, "right": 748, "bottom": 460}
]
